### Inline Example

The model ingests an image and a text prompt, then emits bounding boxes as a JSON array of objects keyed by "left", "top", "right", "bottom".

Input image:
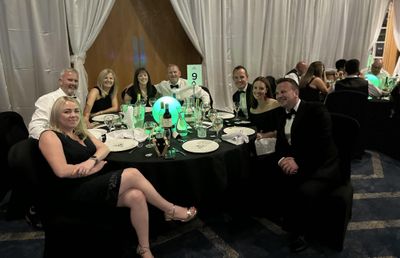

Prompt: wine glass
[
  {"left": 149, "top": 97, "right": 157, "bottom": 107},
  {"left": 213, "top": 117, "right": 223, "bottom": 142},
  {"left": 208, "top": 108, "right": 218, "bottom": 123},
  {"left": 201, "top": 102, "right": 211, "bottom": 121},
  {"left": 208, "top": 108, "right": 218, "bottom": 131},
  {"left": 233, "top": 101, "right": 241, "bottom": 121},
  {"left": 143, "top": 121, "right": 157, "bottom": 148},
  {"left": 104, "top": 115, "right": 115, "bottom": 132}
]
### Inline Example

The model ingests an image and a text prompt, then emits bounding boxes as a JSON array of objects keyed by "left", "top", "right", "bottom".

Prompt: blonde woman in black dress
[{"left": 40, "top": 96, "right": 197, "bottom": 258}]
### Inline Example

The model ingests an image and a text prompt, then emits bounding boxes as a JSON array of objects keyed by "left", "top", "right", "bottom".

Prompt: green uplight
[
  {"left": 365, "top": 74, "right": 380, "bottom": 87},
  {"left": 152, "top": 96, "right": 182, "bottom": 125}
]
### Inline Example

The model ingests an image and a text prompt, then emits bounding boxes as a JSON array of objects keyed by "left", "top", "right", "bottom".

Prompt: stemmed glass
[
  {"left": 213, "top": 117, "right": 223, "bottom": 142},
  {"left": 143, "top": 121, "right": 157, "bottom": 148},
  {"left": 208, "top": 108, "right": 218, "bottom": 131},
  {"left": 149, "top": 97, "right": 157, "bottom": 107},
  {"left": 104, "top": 115, "right": 115, "bottom": 132},
  {"left": 233, "top": 101, "right": 241, "bottom": 121},
  {"left": 201, "top": 102, "right": 211, "bottom": 121}
]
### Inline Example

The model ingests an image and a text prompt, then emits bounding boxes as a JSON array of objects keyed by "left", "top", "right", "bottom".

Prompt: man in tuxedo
[
  {"left": 155, "top": 64, "right": 210, "bottom": 104},
  {"left": 334, "top": 59, "right": 368, "bottom": 95},
  {"left": 232, "top": 65, "right": 252, "bottom": 118},
  {"left": 274, "top": 78, "right": 341, "bottom": 252}
]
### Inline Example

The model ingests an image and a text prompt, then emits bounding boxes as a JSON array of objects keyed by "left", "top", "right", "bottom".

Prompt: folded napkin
[
  {"left": 221, "top": 132, "right": 249, "bottom": 145},
  {"left": 106, "top": 129, "right": 147, "bottom": 142}
]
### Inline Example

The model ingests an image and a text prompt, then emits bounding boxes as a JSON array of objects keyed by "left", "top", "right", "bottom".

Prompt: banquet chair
[
  {"left": 0, "top": 111, "right": 29, "bottom": 217},
  {"left": 8, "top": 138, "right": 136, "bottom": 258},
  {"left": 310, "top": 112, "right": 359, "bottom": 251},
  {"left": 199, "top": 86, "right": 214, "bottom": 108},
  {"left": 324, "top": 90, "right": 367, "bottom": 158}
]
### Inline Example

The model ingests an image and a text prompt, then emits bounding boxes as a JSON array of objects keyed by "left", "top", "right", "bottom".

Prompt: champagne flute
[
  {"left": 213, "top": 117, "right": 223, "bottom": 142},
  {"left": 143, "top": 121, "right": 157, "bottom": 148}
]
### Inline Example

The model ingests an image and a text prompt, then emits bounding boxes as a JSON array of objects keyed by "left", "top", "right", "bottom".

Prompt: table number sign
[{"left": 187, "top": 64, "right": 203, "bottom": 87}]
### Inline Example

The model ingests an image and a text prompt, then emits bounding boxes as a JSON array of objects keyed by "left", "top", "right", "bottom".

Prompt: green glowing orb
[
  {"left": 365, "top": 74, "right": 380, "bottom": 87},
  {"left": 152, "top": 96, "right": 182, "bottom": 125}
]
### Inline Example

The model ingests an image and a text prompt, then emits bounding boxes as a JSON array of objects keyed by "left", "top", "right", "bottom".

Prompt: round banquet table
[{"left": 105, "top": 127, "right": 253, "bottom": 212}]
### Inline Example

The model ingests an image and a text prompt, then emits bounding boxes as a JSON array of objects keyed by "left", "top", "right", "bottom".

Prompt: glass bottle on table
[
  {"left": 176, "top": 110, "right": 188, "bottom": 137},
  {"left": 162, "top": 103, "right": 172, "bottom": 140}
]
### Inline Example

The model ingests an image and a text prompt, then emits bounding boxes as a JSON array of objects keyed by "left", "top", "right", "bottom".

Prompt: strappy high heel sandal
[
  {"left": 136, "top": 244, "right": 153, "bottom": 258},
  {"left": 164, "top": 205, "right": 197, "bottom": 222}
]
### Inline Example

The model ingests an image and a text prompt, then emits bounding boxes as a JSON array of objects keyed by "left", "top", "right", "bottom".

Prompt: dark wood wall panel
[{"left": 85, "top": 0, "right": 202, "bottom": 102}]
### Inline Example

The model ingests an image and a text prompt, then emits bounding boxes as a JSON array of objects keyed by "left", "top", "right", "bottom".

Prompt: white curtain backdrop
[
  {"left": 171, "top": 0, "right": 390, "bottom": 111},
  {"left": 65, "top": 0, "right": 115, "bottom": 107},
  {"left": 0, "top": 0, "right": 70, "bottom": 124},
  {"left": 393, "top": 0, "right": 400, "bottom": 75}
]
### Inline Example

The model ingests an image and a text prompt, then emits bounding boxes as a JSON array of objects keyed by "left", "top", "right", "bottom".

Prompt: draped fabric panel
[
  {"left": 393, "top": 0, "right": 400, "bottom": 75},
  {"left": 0, "top": 0, "right": 69, "bottom": 124},
  {"left": 65, "top": 0, "right": 115, "bottom": 107},
  {"left": 171, "top": 0, "right": 390, "bottom": 111}
]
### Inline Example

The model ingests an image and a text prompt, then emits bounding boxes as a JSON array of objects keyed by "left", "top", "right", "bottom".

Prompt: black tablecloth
[{"left": 106, "top": 129, "right": 252, "bottom": 211}]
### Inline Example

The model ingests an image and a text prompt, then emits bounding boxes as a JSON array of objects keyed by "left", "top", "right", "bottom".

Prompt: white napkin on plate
[
  {"left": 221, "top": 132, "right": 249, "bottom": 145},
  {"left": 106, "top": 129, "right": 147, "bottom": 142}
]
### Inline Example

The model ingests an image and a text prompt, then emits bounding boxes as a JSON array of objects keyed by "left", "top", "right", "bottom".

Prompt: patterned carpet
[{"left": 1, "top": 150, "right": 399, "bottom": 257}]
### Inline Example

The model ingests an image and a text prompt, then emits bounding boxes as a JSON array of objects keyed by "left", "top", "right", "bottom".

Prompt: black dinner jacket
[
  {"left": 232, "top": 83, "right": 253, "bottom": 117},
  {"left": 334, "top": 77, "right": 368, "bottom": 95},
  {"left": 275, "top": 100, "right": 340, "bottom": 182}
]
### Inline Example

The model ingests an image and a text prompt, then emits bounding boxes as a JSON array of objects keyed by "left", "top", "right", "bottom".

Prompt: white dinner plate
[
  {"left": 182, "top": 139, "right": 219, "bottom": 154},
  {"left": 217, "top": 112, "right": 235, "bottom": 119},
  {"left": 105, "top": 138, "right": 138, "bottom": 152},
  {"left": 91, "top": 113, "right": 119, "bottom": 122},
  {"left": 87, "top": 128, "right": 107, "bottom": 140},
  {"left": 223, "top": 126, "right": 255, "bottom": 136}
]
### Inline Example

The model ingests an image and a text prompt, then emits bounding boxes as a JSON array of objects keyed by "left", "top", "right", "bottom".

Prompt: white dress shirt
[
  {"left": 284, "top": 99, "right": 301, "bottom": 145},
  {"left": 284, "top": 72, "right": 300, "bottom": 86},
  {"left": 155, "top": 78, "right": 210, "bottom": 104},
  {"left": 28, "top": 88, "right": 74, "bottom": 139}
]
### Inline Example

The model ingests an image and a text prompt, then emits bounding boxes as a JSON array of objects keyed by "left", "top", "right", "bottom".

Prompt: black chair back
[
  {"left": 0, "top": 111, "right": 28, "bottom": 216},
  {"left": 325, "top": 90, "right": 368, "bottom": 126},
  {"left": 330, "top": 112, "right": 360, "bottom": 181}
]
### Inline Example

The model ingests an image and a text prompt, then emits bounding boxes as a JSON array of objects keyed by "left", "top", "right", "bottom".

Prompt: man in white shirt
[
  {"left": 284, "top": 61, "right": 308, "bottom": 86},
  {"left": 28, "top": 68, "right": 79, "bottom": 139},
  {"left": 155, "top": 64, "right": 210, "bottom": 104}
]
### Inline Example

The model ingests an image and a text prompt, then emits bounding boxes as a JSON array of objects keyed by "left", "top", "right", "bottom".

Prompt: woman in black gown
[
  {"left": 122, "top": 68, "right": 157, "bottom": 106},
  {"left": 39, "top": 96, "right": 197, "bottom": 258},
  {"left": 248, "top": 76, "right": 281, "bottom": 139}
]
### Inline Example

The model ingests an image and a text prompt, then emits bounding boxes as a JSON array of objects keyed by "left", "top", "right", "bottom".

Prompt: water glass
[{"left": 197, "top": 125, "right": 207, "bottom": 138}]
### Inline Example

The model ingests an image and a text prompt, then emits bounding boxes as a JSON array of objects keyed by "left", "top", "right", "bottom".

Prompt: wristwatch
[{"left": 90, "top": 155, "right": 98, "bottom": 165}]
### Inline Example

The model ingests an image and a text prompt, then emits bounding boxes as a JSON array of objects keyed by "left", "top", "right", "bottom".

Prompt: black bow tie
[
  {"left": 285, "top": 109, "right": 296, "bottom": 119},
  {"left": 170, "top": 84, "right": 179, "bottom": 89},
  {"left": 238, "top": 90, "right": 245, "bottom": 94}
]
